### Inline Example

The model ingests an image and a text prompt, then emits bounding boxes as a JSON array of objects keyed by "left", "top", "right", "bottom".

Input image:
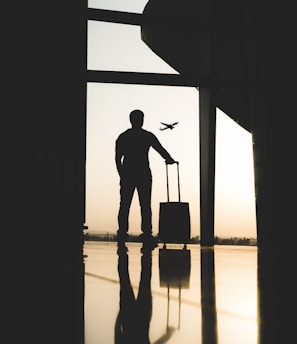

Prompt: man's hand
[{"left": 165, "top": 158, "right": 176, "bottom": 165}]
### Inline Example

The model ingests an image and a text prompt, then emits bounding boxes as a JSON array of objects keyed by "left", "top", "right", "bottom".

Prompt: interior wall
[{"left": 3, "top": 2, "right": 87, "bottom": 343}]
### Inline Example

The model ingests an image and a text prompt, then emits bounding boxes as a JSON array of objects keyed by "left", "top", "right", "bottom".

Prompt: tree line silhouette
[{"left": 84, "top": 232, "right": 257, "bottom": 246}]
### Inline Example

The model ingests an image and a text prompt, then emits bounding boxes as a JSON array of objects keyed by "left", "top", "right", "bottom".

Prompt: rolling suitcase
[{"left": 158, "top": 162, "right": 191, "bottom": 245}]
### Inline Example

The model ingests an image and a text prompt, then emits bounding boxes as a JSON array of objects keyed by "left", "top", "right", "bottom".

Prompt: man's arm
[
  {"left": 115, "top": 139, "right": 124, "bottom": 177},
  {"left": 151, "top": 134, "right": 175, "bottom": 164}
]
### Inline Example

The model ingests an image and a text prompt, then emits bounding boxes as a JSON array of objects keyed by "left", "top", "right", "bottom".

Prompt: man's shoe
[
  {"left": 116, "top": 231, "right": 127, "bottom": 242},
  {"left": 142, "top": 234, "right": 158, "bottom": 249}
]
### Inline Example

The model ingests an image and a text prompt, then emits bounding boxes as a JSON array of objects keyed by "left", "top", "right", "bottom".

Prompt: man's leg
[
  {"left": 117, "top": 178, "right": 135, "bottom": 239},
  {"left": 137, "top": 177, "right": 152, "bottom": 236}
]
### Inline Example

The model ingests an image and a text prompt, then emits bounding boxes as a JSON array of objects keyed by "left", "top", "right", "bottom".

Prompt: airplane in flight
[{"left": 159, "top": 122, "right": 179, "bottom": 130}]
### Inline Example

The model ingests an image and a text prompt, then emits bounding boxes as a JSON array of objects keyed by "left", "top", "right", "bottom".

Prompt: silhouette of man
[{"left": 115, "top": 109, "right": 175, "bottom": 243}]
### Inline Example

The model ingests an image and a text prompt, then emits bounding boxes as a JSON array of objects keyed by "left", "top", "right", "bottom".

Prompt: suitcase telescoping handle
[{"left": 165, "top": 161, "right": 181, "bottom": 202}]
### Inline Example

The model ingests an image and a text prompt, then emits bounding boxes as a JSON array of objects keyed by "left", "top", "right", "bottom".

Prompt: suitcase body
[{"left": 158, "top": 162, "right": 191, "bottom": 244}]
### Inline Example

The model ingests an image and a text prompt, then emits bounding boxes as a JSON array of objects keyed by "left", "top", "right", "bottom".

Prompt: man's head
[{"left": 130, "top": 109, "right": 144, "bottom": 129}]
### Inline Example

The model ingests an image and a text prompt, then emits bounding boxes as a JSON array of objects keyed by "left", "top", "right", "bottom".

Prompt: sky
[{"left": 85, "top": 0, "right": 257, "bottom": 238}]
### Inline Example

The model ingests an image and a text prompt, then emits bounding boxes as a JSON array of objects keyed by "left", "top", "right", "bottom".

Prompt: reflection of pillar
[
  {"left": 166, "top": 285, "right": 170, "bottom": 330},
  {"left": 201, "top": 247, "right": 218, "bottom": 344},
  {"left": 199, "top": 87, "right": 216, "bottom": 247},
  {"left": 178, "top": 287, "right": 181, "bottom": 329}
]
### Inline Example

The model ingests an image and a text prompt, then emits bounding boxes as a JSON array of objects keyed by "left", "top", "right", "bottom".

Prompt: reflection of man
[
  {"left": 115, "top": 244, "right": 153, "bottom": 344},
  {"left": 115, "top": 109, "right": 175, "bottom": 244}
]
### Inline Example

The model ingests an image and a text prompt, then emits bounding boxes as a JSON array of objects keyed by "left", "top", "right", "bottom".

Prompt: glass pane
[
  {"left": 88, "top": 0, "right": 149, "bottom": 14},
  {"left": 87, "top": 20, "right": 178, "bottom": 73},
  {"left": 86, "top": 82, "right": 256, "bottom": 239},
  {"left": 86, "top": 83, "right": 200, "bottom": 237}
]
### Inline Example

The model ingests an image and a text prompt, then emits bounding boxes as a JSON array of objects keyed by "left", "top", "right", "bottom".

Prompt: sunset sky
[{"left": 85, "top": 0, "right": 257, "bottom": 238}]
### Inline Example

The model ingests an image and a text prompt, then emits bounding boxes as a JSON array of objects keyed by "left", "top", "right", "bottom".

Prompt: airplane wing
[
  {"left": 160, "top": 122, "right": 169, "bottom": 126},
  {"left": 172, "top": 122, "right": 179, "bottom": 126}
]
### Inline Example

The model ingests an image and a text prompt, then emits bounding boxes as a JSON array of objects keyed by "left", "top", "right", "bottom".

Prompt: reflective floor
[{"left": 84, "top": 242, "right": 257, "bottom": 344}]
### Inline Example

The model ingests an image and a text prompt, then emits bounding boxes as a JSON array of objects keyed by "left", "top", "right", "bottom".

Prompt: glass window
[
  {"left": 87, "top": 20, "right": 177, "bottom": 73},
  {"left": 88, "top": 0, "right": 149, "bottom": 14},
  {"left": 86, "top": 83, "right": 200, "bottom": 237}
]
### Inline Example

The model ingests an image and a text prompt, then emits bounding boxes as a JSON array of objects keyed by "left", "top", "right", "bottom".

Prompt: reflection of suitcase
[
  {"left": 158, "top": 247, "right": 191, "bottom": 330},
  {"left": 158, "top": 162, "right": 191, "bottom": 244},
  {"left": 159, "top": 247, "right": 191, "bottom": 289}
]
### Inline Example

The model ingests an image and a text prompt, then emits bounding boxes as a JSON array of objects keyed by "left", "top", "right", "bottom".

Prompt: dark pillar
[
  {"left": 251, "top": 84, "right": 297, "bottom": 344},
  {"left": 199, "top": 88, "right": 216, "bottom": 246},
  {"left": 249, "top": 2, "right": 297, "bottom": 341},
  {"left": 198, "top": 0, "right": 216, "bottom": 247}
]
